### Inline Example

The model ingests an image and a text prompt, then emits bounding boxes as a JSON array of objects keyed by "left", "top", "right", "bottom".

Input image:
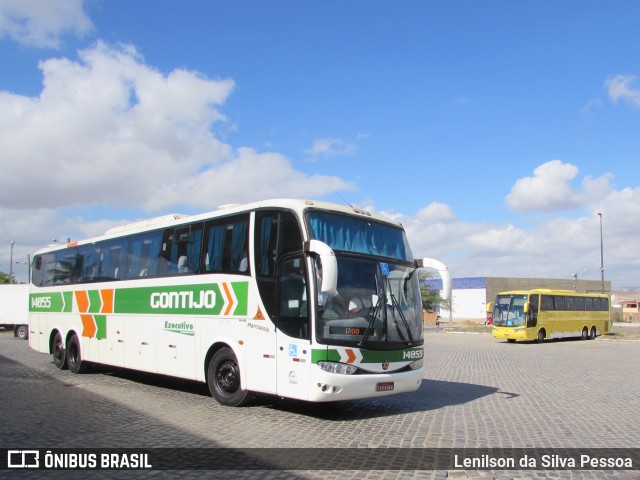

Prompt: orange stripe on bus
[
  {"left": 100, "top": 289, "right": 114, "bottom": 314},
  {"left": 345, "top": 349, "right": 357, "bottom": 364},
  {"left": 75, "top": 290, "right": 90, "bottom": 313},
  {"left": 81, "top": 314, "right": 96, "bottom": 337},
  {"left": 223, "top": 283, "right": 235, "bottom": 316}
]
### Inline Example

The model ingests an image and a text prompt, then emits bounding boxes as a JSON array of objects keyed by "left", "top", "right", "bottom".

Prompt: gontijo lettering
[{"left": 150, "top": 290, "right": 216, "bottom": 309}]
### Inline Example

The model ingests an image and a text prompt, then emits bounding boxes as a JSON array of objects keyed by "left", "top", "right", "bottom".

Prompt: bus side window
[
  {"left": 203, "top": 215, "right": 248, "bottom": 274},
  {"left": 32, "top": 253, "right": 55, "bottom": 286},
  {"left": 541, "top": 295, "right": 553, "bottom": 311}
]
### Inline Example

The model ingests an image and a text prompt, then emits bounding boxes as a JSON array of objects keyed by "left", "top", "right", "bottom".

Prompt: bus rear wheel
[
  {"left": 589, "top": 327, "right": 597, "bottom": 340},
  {"left": 52, "top": 331, "right": 67, "bottom": 369},
  {"left": 207, "top": 348, "right": 251, "bottom": 407},
  {"left": 66, "top": 334, "right": 89, "bottom": 374},
  {"left": 581, "top": 327, "right": 589, "bottom": 340}
]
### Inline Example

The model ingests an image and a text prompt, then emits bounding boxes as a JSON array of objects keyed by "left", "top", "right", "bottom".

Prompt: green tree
[
  {"left": 0, "top": 271, "right": 12, "bottom": 284},
  {"left": 419, "top": 271, "right": 451, "bottom": 313}
]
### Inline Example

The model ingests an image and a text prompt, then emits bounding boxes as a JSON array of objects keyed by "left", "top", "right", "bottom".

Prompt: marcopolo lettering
[{"left": 150, "top": 290, "right": 216, "bottom": 310}]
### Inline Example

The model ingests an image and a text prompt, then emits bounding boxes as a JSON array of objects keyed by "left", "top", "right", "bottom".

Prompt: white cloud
[
  {"left": 416, "top": 202, "right": 455, "bottom": 223},
  {"left": 152, "top": 147, "right": 355, "bottom": 210},
  {"left": 305, "top": 137, "right": 356, "bottom": 158},
  {"left": 376, "top": 175, "right": 640, "bottom": 289},
  {"left": 606, "top": 74, "right": 640, "bottom": 107},
  {"left": 0, "top": 0, "right": 93, "bottom": 48},
  {"left": 0, "top": 42, "right": 353, "bottom": 212},
  {"left": 505, "top": 160, "right": 612, "bottom": 212}
]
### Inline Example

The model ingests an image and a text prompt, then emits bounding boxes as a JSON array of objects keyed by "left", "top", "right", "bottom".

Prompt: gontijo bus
[
  {"left": 29, "top": 199, "right": 450, "bottom": 406},
  {"left": 487, "top": 289, "right": 610, "bottom": 343}
]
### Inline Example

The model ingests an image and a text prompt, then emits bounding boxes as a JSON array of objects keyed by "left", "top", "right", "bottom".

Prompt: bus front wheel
[
  {"left": 537, "top": 329, "right": 545, "bottom": 343},
  {"left": 207, "top": 348, "right": 251, "bottom": 407}
]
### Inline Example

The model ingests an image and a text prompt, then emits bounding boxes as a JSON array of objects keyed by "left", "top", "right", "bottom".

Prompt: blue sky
[{"left": 1, "top": 0, "right": 639, "bottom": 289}]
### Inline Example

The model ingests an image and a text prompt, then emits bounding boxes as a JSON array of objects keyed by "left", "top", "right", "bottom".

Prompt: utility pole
[
  {"left": 9, "top": 241, "right": 15, "bottom": 284},
  {"left": 598, "top": 213, "right": 604, "bottom": 293}
]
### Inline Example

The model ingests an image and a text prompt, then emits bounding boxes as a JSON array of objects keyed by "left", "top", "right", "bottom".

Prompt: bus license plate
[{"left": 376, "top": 382, "right": 394, "bottom": 392}]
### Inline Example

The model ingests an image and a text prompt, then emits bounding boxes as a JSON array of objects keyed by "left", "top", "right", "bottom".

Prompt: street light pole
[
  {"left": 9, "top": 241, "right": 15, "bottom": 284},
  {"left": 598, "top": 213, "right": 604, "bottom": 293}
]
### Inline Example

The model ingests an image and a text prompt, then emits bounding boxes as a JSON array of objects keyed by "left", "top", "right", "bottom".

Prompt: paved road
[{"left": 1, "top": 330, "right": 638, "bottom": 479}]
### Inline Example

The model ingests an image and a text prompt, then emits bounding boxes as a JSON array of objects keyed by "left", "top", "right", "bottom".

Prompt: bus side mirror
[
  {"left": 486, "top": 301, "right": 494, "bottom": 313},
  {"left": 524, "top": 302, "right": 530, "bottom": 314},
  {"left": 304, "top": 240, "right": 338, "bottom": 296}
]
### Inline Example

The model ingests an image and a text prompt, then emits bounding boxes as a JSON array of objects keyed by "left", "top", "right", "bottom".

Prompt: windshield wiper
[
  {"left": 358, "top": 295, "right": 383, "bottom": 346},
  {"left": 389, "top": 287, "right": 415, "bottom": 345}
]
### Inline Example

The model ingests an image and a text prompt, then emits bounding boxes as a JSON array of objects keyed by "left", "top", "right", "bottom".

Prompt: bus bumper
[
  {"left": 308, "top": 366, "right": 424, "bottom": 402},
  {"left": 492, "top": 326, "right": 529, "bottom": 341}
]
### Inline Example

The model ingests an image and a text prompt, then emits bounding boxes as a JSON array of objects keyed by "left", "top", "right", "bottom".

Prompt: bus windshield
[
  {"left": 307, "top": 211, "right": 414, "bottom": 262},
  {"left": 315, "top": 256, "right": 424, "bottom": 348},
  {"left": 493, "top": 294, "right": 528, "bottom": 327}
]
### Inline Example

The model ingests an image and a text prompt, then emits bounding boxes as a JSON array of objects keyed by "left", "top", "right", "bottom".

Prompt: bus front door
[{"left": 275, "top": 256, "right": 311, "bottom": 400}]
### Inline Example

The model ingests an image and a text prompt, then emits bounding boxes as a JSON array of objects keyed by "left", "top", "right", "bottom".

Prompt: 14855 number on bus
[{"left": 403, "top": 349, "right": 423, "bottom": 360}]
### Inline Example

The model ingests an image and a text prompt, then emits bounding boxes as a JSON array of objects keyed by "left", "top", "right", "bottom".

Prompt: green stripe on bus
[
  {"left": 63, "top": 291, "right": 73, "bottom": 312},
  {"left": 94, "top": 315, "right": 107, "bottom": 339},
  {"left": 29, "top": 292, "right": 64, "bottom": 312},
  {"left": 311, "top": 347, "right": 423, "bottom": 364},
  {"left": 88, "top": 290, "right": 101, "bottom": 313},
  {"left": 231, "top": 281, "right": 248, "bottom": 316},
  {"left": 28, "top": 281, "right": 249, "bottom": 317}
]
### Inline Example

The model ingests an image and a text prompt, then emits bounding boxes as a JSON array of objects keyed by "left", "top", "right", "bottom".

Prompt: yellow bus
[{"left": 487, "top": 289, "right": 610, "bottom": 343}]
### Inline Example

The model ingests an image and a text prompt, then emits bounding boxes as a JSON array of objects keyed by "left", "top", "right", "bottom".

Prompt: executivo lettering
[{"left": 150, "top": 290, "right": 216, "bottom": 309}]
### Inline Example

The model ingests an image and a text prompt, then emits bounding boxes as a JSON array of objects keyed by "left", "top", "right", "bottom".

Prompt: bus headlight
[
  {"left": 318, "top": 361, "right": 358, "bottom": 375},
  {"left": 409, "top": 359, "right": 424, "bottom": 370}
]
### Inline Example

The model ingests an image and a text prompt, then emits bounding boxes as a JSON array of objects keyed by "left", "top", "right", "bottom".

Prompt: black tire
[
  {"left": 589, "top": 327, "right": 597, "bottom": 340},
  {"left": 15, "top": 324, "right": 28, "bottom": 340},
  {"left": 207, "top": 348, "right": 250, "bottom": 407},
  {"left": 66, "top": 334, "right": 89, "bottom": 374},
  {"left": 537, "top": 329, "right": 545, "bottom": 343},
  {"left": 52, "top": 331, "right": 67, "bottom": 369},
  {"left": 507, "top": 339, "right": 516, "bottom": 343},
  {"left": 581, "top": 327, "right": 589, "bottom": 340}
]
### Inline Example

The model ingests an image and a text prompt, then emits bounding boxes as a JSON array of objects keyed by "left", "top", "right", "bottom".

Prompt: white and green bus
[{"left": 29, "top": 199, "right": 448, "bottom": 406}]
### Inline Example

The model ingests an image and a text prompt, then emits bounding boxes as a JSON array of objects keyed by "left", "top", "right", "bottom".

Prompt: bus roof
[
  {"left": 33, "top": 198, "right": 403, "bottom": 256},
  {"left": 496, "top": 289, "right": 609, "bottom": 297}
]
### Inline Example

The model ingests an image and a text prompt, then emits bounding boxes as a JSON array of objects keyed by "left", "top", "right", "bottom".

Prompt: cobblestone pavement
[{"left": 1, "top": 330, "right": 638, "bottom": 480}]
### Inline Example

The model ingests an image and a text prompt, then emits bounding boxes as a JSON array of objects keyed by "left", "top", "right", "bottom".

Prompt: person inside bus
[
  {"left": 177, "top": 255, "right": 189, "bottom": 273},
  {"left": 349, "top": 289, "right": 373, "bottom": 314},
  {"left": 238, "top": 251, "right": 248, "bottom": 272}
]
